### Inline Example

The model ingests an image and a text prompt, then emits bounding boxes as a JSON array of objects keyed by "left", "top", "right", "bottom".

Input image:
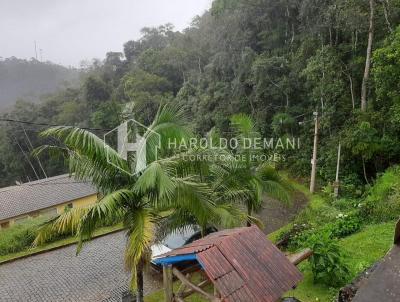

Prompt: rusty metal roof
[{"left": 157, "top": 226, "right": 303, "bottom": 302}]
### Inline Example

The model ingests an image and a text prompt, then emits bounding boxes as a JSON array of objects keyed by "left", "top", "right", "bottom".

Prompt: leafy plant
[
  {"left": 275, "top": 223, "right": 312, "bottom": 250},
  {"left": 330, "top": 214, "right": 362, "bottom": 238},
  {"left": 308, "top": 233, "right": 350, "bottom": 287}
]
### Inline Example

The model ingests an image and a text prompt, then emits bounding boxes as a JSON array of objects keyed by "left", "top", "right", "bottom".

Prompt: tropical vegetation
[
  {"left": 1, "top": 0, "right": 400, "bottom": 194},
  {"left": 1, "top": 0, "right": 400, "bottom": 300},
  {"left": 30, "top": 103, "right": 293, "bottom": 301}
]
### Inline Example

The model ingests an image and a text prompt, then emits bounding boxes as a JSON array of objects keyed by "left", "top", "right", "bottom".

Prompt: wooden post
[
  {"left": 172, "top": 267, "right": 220, "bottom": 302},
  {"left": 163, "top": 265, "right": 173, "bottom": 302},
  {"left": 334, "top": 142, "right": 341, "bottom": 198},
  {"left": 214, "top": 285, "right": 220, "bottom": 298},
  {"left": 286, "top": 248, "right": 313, "bottom": 266},
  {"left": 310, "top": 111, "right": 319, "bottom": 193},
  {"left": 179, "top": 279, "right": 210, "bottom": 299}
]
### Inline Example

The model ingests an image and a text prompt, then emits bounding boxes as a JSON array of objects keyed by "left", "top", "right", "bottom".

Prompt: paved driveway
[{"left": 0, "top": 232, "right": 162, "bottom": 302}]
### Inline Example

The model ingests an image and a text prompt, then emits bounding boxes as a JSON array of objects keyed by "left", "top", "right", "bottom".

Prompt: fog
[{"left": 0, "top": 0, "right": 212, "bottom": 67}]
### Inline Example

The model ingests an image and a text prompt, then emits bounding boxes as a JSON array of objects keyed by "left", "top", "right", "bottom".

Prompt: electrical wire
[{"left": 0, "top": 118, "right": 110, "bottom": 131}]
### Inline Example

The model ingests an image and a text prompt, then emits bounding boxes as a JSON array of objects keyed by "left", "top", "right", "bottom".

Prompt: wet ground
[{"left": 257, "top": 190, "right": 309, "bottom": 234}]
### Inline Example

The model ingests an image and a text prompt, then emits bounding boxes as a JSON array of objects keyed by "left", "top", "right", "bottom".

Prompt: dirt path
[{"left": 256, "top": 190, "right": 309, "bottom": 234}]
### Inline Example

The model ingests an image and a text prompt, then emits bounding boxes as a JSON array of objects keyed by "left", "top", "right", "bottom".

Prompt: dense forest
[
  {"left": 1, "top": 0, "right": 400, "bottom": 193},
  {"left": 0, "top": 58, "right": 79, "bottom": 109}
]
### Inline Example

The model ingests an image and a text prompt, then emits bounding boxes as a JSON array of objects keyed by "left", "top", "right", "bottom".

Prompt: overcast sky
[{"left": 0, "top": 0, "right": 212, "bottom": 67}]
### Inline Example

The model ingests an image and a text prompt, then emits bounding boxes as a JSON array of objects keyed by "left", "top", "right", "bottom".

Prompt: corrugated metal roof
[
  {"left": 158, "top": 226, "right": 303, "bottom": 302},
  {"left": 0, "top": 174, "right": 97, "bottom": 221}
]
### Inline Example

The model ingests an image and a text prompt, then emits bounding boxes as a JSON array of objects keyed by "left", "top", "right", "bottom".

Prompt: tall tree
[{"left": 361, "top": 0, "right": 375, "bottom": 112}]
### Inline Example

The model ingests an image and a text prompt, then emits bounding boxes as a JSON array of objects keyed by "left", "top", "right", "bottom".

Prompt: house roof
[
  {"left": 0, "top": 231, "right": 136, "bottom": 301},
  {"left": 154, "top": 226, "right": 303, "bottom": 302},
  {"left": 0, "top": 174, "right": 97, "bottom": 221}
]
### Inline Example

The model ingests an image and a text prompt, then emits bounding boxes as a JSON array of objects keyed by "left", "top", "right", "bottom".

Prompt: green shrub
[
  {"left": 0, "top": 217, "right": 73, "bottom": 256},
  {"left": 340, "top": 173, "right": 364, "bottom": 198},
  {"left": 276, "top": 223, "right": 313, "bottom": 251},
  {"left": 308, "top": 232, "right": 350, "bottom": 287},
  {"left": 359, "top": 166, "right": 400, "bottom": 222},
  {"left": 294, "top": 202, "right": 339, "bottom": 226},
  {"left": 330, "top": 214, "right": 362, "bottom": 238},
  {"left": 280, "top": 212, "right": 362, "bottom": 251},
  {"left": 0, "top": 214, "right": 120, "bottom": 257},
  {"left": 331, "top": 198, "right": 359, "bottom": 211},
  {"left": 0, "top": 219, "right": 43, "bottom": 255}
]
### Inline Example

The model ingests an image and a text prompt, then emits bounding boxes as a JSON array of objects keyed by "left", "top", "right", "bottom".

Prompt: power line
[
  {"left": 21, "top": 181, "right": 92, "bottom": 187},
  {"left": 10, "top": 134, "right": 40, "bottom": 181},
  {"left": 0, "top": 118, "right": 110, "bottom": 131},
  {"left": 21, "top": 124, "right": 48, "bottom": 178}
]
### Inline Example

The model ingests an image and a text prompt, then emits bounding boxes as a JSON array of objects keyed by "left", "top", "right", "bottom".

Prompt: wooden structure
[{"left": 154, "top": 226, "right": 309, "bottom": 302}]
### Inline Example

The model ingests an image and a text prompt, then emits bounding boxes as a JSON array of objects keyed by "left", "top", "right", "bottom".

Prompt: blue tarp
[{"left": 152, "top": 254, "right": 197, "bottom": 266}]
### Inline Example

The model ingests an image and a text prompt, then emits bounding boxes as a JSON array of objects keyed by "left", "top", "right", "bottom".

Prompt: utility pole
[
  {"left": 310, "top": 111, "right": 319, "bottom": 193},
  {"left": 334, "top": 142, "right": 341, "bottom": 198},
  {"left": 34, "top": 41, "right": 38, "bottom": 60}
]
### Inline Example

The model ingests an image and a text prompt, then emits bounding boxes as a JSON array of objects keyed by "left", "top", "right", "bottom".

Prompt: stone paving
[{"left": 0, "top": 232, "right": 162, "bottom": 302}]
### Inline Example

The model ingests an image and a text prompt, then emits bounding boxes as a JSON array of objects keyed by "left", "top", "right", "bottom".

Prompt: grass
[
  {"left": 276, "top": 180, "right": 396, "bottom": 301},
  {"left": 0, "top": 223, "right": 123, "bottom": 263},
  {"left": 283, "top": 221, "right": 394, "bottom": 302},
  {"left": 341, "top": 221, "right": 394, "bottom": 277}
]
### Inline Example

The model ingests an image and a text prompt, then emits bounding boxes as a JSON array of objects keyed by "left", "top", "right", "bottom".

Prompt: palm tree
[
  {"left": 212, "top": 114, "right": 294, "bottom": 226},
  {"left": 33, "top": 104, "right": 243, "bottom": 302}
]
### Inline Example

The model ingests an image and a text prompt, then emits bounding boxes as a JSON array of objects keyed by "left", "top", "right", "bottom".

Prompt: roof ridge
[{"left": 0, "top": 174, "right": 73, "bottom": 193}]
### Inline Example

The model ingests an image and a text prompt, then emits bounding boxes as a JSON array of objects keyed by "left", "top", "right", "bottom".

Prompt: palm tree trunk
[{"left": 136, "top": 260, "right": 144, "bottom": 302}]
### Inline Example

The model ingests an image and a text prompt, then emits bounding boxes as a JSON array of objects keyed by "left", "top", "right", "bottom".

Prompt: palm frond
[
  {"left": 169, "top": 177, "right": 215, "bottom": 227},
  {"left": 40, "top": 126, "right": 130, "bottom": 174},
  {"left": 124, "top": 207, "right": 158, "bottom": 290},
  {"left": 230, "top": 114, "right": 256, "bottom": 136},
  {"left": 76, "top": 190, "right": 133, "bottom": 253},
  {"left": 33, "top": 206, "right": 90, "bottom": 246},
  {"left": 262, "top": 180, "right": 292, "bottom": 204},
  {"left": 256, "top": 163, "right": 293, "bottom": 204},
  {"left": 39, "top": 126, "right": 133, "bottom": 192},
  {"left": 210, "top": 204, "right": 247, "bottom": 228},
  {"left": 133, "top": 161, "right": 175, "bottom": 204},
  {"left": 145, "top": 104, "right": 192, "bottom": 160}
]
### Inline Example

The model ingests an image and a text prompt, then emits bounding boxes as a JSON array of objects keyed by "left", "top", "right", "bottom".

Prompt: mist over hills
[{"left": 0, "top": 57, "right": 79, "bottom": 111}]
